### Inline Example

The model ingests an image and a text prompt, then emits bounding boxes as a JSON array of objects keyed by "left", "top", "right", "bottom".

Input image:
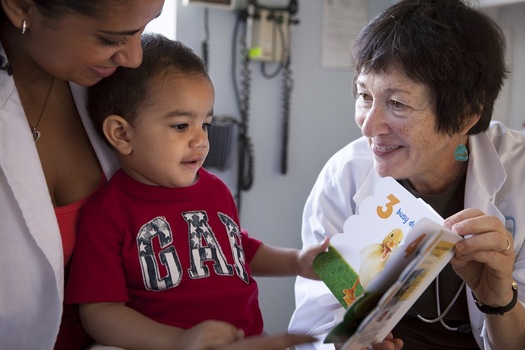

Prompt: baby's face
[{"left": 122, "top": 71, "right": 215, "bottom": 188}]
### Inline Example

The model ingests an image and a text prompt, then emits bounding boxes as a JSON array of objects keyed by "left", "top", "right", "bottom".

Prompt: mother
[
  {"left": 289, "top": 0, "right": 525, "bottom": 349},
  {"left": 0, "top": 1, "right": 317, "bottom": 350},
  {"left": 0, "top": 1, "right": 163, "bottom": 348}
]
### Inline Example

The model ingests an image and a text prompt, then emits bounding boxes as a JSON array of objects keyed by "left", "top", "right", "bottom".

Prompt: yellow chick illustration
[{"left": 359, "top": 228, "right": 404, "bottom": 288}]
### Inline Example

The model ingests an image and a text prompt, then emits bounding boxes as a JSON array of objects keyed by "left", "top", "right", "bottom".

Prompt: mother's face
[
  {"left": 21, "top": 0, "right": 164, "bottom": 86},
  {"left": 354, "top": 67, "right": 463, "bottom": 194}
]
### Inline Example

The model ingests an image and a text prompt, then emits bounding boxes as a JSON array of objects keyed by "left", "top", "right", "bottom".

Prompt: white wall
[
  {"left": 490, "top": 2, "right": 525, "bottom": 129},
  {"left": 171, "top": 0, "right": 525, "bottom": 335},
  {"left": 145, "top": 0, "right": 177, "bottom": 39}
]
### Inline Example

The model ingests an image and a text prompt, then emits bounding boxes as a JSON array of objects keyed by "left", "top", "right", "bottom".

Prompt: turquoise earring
[{"left": 455, "top": 143, "right": 468, "bottom": 162}]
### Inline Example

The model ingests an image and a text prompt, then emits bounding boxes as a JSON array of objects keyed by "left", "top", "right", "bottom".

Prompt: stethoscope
[{"left": 416, "top": 275, "right": 466, "bottom": 331}]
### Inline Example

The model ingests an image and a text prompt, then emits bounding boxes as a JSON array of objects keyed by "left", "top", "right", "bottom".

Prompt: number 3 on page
[{"left": 376, "top": 194, "right": 400, "bottom": 219}]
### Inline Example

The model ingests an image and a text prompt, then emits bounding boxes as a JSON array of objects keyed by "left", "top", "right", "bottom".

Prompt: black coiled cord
[
  {"left": 280, "top": 55, "right": 293, "bottom": 174},
  {"left": 232, "top": 12, "right": 255, "bottom": 209},
  {"left": 238, "top": 20, "right": 255, "bottom": 192}
]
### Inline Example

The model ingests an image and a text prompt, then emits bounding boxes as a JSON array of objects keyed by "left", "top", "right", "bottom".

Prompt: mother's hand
[
  {"left": 219, "top": 333, "right": 316, "bottom": 350},
  {"left": 444, "top": 207, "right": 515, "bottom": 307}
]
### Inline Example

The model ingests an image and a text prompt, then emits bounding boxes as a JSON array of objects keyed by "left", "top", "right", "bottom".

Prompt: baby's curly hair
[{"left": 87, "top": 33, "right": 209, "bottom": 143}]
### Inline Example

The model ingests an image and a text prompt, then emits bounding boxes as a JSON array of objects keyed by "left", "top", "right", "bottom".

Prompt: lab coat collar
[
  {"left": 354, "top": 167, "right": 382, "bottom": 210},
  {"left": 0, "top": 53, "right": 64, "bottom": 287},
  {"left": 465, "top": 131, "right": 506, "bottom": 221}
]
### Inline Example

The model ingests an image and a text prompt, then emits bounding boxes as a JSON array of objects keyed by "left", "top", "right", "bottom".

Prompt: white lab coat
[
  {"left": 0, "top": 46, "right": 119, "bottom": 349},
  {"left": 289, "top": 122, "right": 525, "bottom": 350}
]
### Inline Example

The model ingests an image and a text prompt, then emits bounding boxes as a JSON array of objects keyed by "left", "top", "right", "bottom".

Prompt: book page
[
  {"left": 314, "top": 176, "right": 443, "bottom": 308},
  {"left": 313, "top": 177, "right": 461, "bottom": 347}
]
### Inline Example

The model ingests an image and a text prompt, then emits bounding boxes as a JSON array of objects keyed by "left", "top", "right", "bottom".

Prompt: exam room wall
[{"left": 174, "top": 0, "right": 525, "bottom": 335}]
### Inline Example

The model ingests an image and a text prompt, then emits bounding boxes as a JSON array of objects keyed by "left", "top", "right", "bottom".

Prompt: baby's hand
[
  {"left": 296, "top": 237, "right": 330, "bottom": 280},
  {"left": 175, "top": 320, "right": 244, "bottom": 350}
]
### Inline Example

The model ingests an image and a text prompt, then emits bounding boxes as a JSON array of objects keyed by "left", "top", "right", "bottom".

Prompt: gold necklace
[{"left": 30, "top": 77, "right": 55, "bottom": 142}]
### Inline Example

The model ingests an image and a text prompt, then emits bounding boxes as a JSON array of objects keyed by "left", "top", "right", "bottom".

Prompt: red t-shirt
[{"left": 66, "top": 168, "right": 264, "bottom": 335}]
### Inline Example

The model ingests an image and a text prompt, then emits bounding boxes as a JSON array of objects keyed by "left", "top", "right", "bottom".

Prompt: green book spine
[{"left": 314, "top": 245, "right": 364, "bottom": 309}]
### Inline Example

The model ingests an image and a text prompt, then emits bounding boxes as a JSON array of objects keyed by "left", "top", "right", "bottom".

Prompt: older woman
[{"left": 289, "top": 0, "right": 525, "bottom": 349}]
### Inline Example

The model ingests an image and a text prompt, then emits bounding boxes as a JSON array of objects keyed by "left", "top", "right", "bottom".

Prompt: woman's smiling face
[
  {"left": 22, "top": 0, "right": 165, "bottom": 86},
  {"left": 354, "top": 67, "right": 465, "bottom": 194}
]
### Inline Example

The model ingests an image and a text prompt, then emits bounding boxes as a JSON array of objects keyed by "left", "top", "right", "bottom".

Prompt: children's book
[{"left": 313, "top": 176, "right": 462, "bottom": 349}]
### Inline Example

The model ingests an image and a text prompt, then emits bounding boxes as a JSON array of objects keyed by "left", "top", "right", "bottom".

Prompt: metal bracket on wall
[{"left": 249, "top": 9, "right": 289, "bottom": 63}]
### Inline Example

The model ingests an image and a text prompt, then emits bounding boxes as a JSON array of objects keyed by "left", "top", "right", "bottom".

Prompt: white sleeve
[
  {"left": 289, "top": 276, "right": 344, "bottom": 350},
  {"left": 288, "top": 152, "right": 358, "bottom": 350}
]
